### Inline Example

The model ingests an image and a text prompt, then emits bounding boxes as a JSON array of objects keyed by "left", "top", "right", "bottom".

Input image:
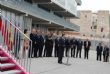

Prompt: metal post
[
  {"left": 108, "top": 15, "right": 110, "bottom": 59},
  {"left": 28, "top": 40, "right": 32, "bottom": 73},
  {"left": 66, "top": 48, "right": 71, "bottom": 66}
]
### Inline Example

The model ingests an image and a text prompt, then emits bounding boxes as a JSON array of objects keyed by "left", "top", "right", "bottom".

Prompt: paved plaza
[{"left": 30, "top": 50, "right": 110, "bottom": 74}]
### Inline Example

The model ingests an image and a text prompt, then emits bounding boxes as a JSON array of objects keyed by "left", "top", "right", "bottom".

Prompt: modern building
[
  {"left": 0, "top": 1, "right": 82, "bottom": 73},
  {"left": 0, "top": 0, "right": 81, "bottom": 35}
]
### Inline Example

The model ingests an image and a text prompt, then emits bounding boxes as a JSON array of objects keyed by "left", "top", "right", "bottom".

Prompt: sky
[{"left": 77, "top": 0, "right": 110, "bottom": 12}]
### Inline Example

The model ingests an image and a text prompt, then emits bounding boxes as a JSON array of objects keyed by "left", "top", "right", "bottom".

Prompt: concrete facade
[
  {"left": 96, "top": 11, "right": 109, "bottom": 38},
  {"left": 68, "top": 10, "right": 109, "bottom": 38}
]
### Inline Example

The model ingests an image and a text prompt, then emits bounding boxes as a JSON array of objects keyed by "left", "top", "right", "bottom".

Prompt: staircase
[
  {"left": 0, "top": 47, "right": 25, "bottom": 74},
  {"left": 0, "top": 13, "right": 32, "bottom": 74}
]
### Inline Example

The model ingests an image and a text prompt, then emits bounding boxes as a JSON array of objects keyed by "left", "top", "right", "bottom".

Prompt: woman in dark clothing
[{"left": 44, "top": 33, "right": 53, "bottom": 57}]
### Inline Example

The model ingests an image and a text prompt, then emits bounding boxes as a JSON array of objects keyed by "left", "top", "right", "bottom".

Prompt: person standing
[
  {"left": 22, "top": 29, "right": 29, "bottom": 58},
  {"left": 36, "top": 30, "right": 44, "bottom": 57},
  {"left": 43, "top": 32, "right": 49, "bottom": 57},
  {"left": 96, "top": 43, "right": 103, "bottom": 61},
  {"left": 70, "top": 38, "right": 77, "bottom": 57},
  {"left": 76, "top": 39, "right": 83, "bottom": 58},
  {"left": 58, "top": 34, "right": 65, "bottom": 64},
  {"left": 84, "top": 39, "right": 91, "bottom": 59},
  {"left": 29, "top": 28, "right": 36, "bottom": 58},
  {"left": 54, "top": 36, "right": 59, "bottom": 57},
  {"left": 65, "top": 37, "right": 71, "bottom": 57},
  {"left": 45, "top": 33, "right": 53, "bottom": 57},
  {"left": 103, "top": 45, "right": 109, "bottom": 62},
  {"left": 106, "top": 46, "right": 109, "bottom": 62},
  {"left": 33, "top": 30, "right": 39, "bottom": 58}
]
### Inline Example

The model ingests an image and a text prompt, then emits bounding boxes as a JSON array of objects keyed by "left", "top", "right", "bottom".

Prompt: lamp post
[{"left": 108, "top": 15, "right": 110, "bottom": 59}]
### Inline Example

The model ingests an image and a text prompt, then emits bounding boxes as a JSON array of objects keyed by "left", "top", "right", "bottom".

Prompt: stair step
[
  {"left": 0, "top": 63, "right": 16, "bottom": 71},
  {"left": 0, "top": 57, "right": 9, "bottom": 61},
  {"left": 1, "top": 70, "right": 22, "bottom": 74},
  {"left": 1, "top": 63, "right": 15, "bottom": 67},
  {"left": 0, "top": 57, "right": 9, "bottom": 63}
]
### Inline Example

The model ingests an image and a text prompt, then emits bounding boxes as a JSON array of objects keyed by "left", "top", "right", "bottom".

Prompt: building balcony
[{"left": 32, "top": 0, "right": 78, "bottom": 18}]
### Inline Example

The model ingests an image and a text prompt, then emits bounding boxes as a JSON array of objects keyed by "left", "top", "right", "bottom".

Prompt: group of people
[
  {"left": 96, "top": 43, "right": 109, "bottom": 62},
  {"left": 24, "top": 28, "right": 109, "bottom": 64}
]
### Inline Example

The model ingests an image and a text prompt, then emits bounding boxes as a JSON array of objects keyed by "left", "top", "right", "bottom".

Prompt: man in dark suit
[
  {"left": 36, "top": 30, "right": 44, "bottom": 57},
  {"left": 33, "top": 30, "right": 40, "bottom": 58},
  {"left": 70, "top": 37, "right": 77, "bottom": 57},
  {"left": 58, "top": 34, "right": 65, "bottom": 64},
  {"left": 39, "top": 34, "right": 44, "bottom": 57},
  {"left": 29, "top": 28, "right": 37, "bottom": 58},
  {"left": 106, "top": 46, "right": 109, "bottom": 62},
  {"left": 103, "top": 45, "right": 109, "bottom": 62},
  {"left": 65, "top": 37, "right": 71, "bottom": 57},
  {"left": 76, "top": 39, "right": 83, "bottom": 58},
  {"left": 84, "top": 39, "right": 91, "bottom": 59},
  {"left": 54, "top": 36, "right": 59, "bottom": 57},
  {"left": 96, "top": 43, "right": 103, "bottom": 61}
]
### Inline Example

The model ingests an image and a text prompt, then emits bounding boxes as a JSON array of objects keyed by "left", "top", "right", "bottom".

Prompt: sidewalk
[{"left": 30, "top": 50, "right": 110, "bottom": 74}]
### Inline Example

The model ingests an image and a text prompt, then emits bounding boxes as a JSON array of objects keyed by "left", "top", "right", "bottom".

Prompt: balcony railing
[{"left": 52, "top": 0, "right": 77, "bottom": 16}]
